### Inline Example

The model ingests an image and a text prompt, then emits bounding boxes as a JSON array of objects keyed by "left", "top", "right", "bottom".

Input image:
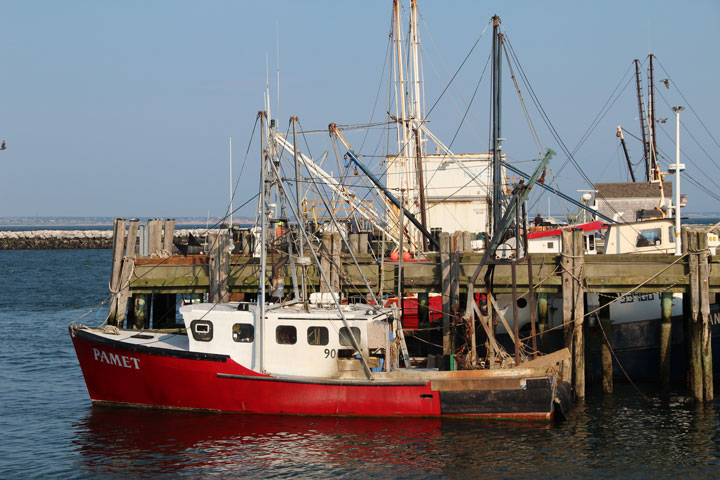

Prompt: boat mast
[
  {"left": 491, "top": 15, "right": 504, "bottom": 238},
  {"left": 292, "top": 115, "right": 307, "bottom": 303},
  {"left": 648, "top": 54, "right": 660, "bottom": 182},
  {"left": 634, "top": 59, "right": 650, "bottom": 182},
  {"left": 393, "top": 0, "right": 412, "bottom": 249},
  {"left": 256, "top": 110, "right": 267, "bottom": 373}
]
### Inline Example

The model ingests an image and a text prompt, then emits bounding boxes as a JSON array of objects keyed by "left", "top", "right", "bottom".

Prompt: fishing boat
[{"left": 70, "top": 299, "right": 571, "bottom": 419}]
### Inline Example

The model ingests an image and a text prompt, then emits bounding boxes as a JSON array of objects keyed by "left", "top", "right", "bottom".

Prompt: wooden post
[
  {"left": 331, "top": 232, "right": 342, "bottom": 292},
  {"left": 358, "top": 232, "right": 369, "bottom": 256},
  {"left": 659, "top": 291, "right": 673, "bottom": 391},
  {"left": 688, "top": 230, "right": 703, "bottom": 401},
  {"left": 462, "top": 231, "right": 472, "bottom": 252},
  {"left": 163, "top": 218, "right": 176, "bottom": 254},
  {"left": 348, "top": 233, "right": 360, "bottom": 256},
  {"left": 320, "top": 232, "right": 332, "bottom": 293},
  {"left": 599, "top": 293, "right": 613, "bottom": 394},
  {"left": 450, "top": 232, "right": 460, "bottom": 326},
  {"left": 698, "top": 231, "right": 713, "bottom": 401},
  {"left": 561, "top": 230, "right": 573, "bottom": 383},
  {"left": 537, "top": 293, "right": 548, "bottom": 351},
  {"left": 440, "top": 232, "right": 452, "bottom": 355},
  {"left": 209, "top": 231, "right": 230, "bottom": 304},
  {"left": 107, "top": 218, "right": 127, "bottom": 326},
  {"left": 116, "top": 220, "right": 139, "bottom": 329},
  {"left": 572, "top": 228, "right": 586, "bottom": 399},
  {"left": 148, "top": 219, "right": 162, "bottom": 255},
  {"left": 526, "top": 255, "right": 538, "bottom": 358}
]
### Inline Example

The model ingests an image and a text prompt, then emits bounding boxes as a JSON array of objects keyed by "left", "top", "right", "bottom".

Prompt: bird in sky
[{"left": 0, "top": 140, "right": 6, "bottom": 150}]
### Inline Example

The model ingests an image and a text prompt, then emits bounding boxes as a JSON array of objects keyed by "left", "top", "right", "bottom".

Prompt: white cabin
[{"left": 180, "top": 302, "right": 391, "bottom": 378}]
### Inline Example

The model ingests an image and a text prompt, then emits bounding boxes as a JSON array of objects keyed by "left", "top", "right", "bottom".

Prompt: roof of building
[{"left": 595, "top": 182, "right": 672, "bottom": 199}]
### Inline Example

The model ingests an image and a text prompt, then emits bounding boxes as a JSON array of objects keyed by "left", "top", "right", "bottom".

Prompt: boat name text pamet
[{"left": 93, "top": 348, "right": 140, "bottom": 369}]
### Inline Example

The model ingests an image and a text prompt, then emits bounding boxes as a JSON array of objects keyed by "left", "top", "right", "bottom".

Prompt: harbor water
[{"left": 1, "top": 249, "right": 720, "bottom": 479}]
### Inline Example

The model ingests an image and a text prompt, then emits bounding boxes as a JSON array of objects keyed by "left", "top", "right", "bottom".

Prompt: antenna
[
  {"left": 229, "top": 136, "right": 233, "bottom": 232},
  {"left": 276, "top": 24, "right": 280, "bottom": 123}
]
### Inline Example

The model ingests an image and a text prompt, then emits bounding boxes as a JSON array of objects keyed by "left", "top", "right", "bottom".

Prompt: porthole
[
  {"left": 517, "top": 298, "right": 527, "bottom": 309},
  {"left": 190, "top": 320, "right": 213, "bottom": 342}
]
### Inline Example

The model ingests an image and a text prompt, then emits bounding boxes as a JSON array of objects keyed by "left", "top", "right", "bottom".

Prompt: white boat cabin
[{"left": 180, "top": 301, "right": 391, "bottom": 378}]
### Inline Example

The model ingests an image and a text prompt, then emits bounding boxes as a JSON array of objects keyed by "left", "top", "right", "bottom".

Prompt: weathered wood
[
  {"left": 148, "top": 219, "right": 163, "bottom": 255},
  {"left": 572, "top": 228, "right": 585, "bottom": 399},
  {"left": 658, "top": 291, "right": 673, "bottom": 391},
  {"left": 163, "top": 218, "right": 176, "bottom": 253},
  {"left": 698, "top": 231, "right": 713, "bottom": 401},
  {"left": 440, "top": 232, "right": 452, "bottom": 355},
  {"left": 688, "top": 230, "right": 703, "bottom": 400},
  {"left": 107, "top": 218, "right": 127, "bottom": 325},
  {"left": 358, "top": 233, "right": 369, "bottom": 256},
  {"left": 599, "top": 293, "right": 613, "bottom": 394},
  {"left": 462, "top": 231, "right": 472, "bottom": 252},
  {"left": 561, "top": 230, "right": 573, "bottom": 354},
  {"left": 348, "top": 233, "right": 360, "bottom": 256},
  {"left": 114, "top": 256, "right": 136, "bottom": 328},
  {"left": 320, "top": 232, "right": 332, "bottom": 293},
  {"left": 331, "top": 232, "right": 342, "bottom": 292},
  {"left": 537, "top": 292, "right": 548, "bottom": 351}
]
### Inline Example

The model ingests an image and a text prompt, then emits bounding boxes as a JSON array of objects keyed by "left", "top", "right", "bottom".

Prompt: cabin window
[
  {"left": 232, "top": 323, "right": 254, "bottom": 343},
  {"left": 307, "top": 326, "right": 329, "bottom": 346},
  {"left": 636, "top": 228, "right": 662, "bottom": 247},
  {"left": 584, "top": 235, "right": 595, "bottom": 251},
  {"left": 547, "top": 241, "right": 554, "bottom": 249},
  {"left": 669, "top": 226, "right": 676, "bottom": 243},
  {"left": 276, "top": 325, "right": 297, "bottom": 345},
  {"left": 190, "top": 320, "right": 213, "bottom": 342},
  {"left": 339, "top": 327, "right": 361, "bottom": 347}
]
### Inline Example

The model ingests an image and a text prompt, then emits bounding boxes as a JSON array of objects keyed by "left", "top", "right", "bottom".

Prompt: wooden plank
[
  {"left": 520, "top": 347, "right": 570, "bottom": 370},
  {"left": 126, "top": 219, "right": 138, "bottom": 258}
]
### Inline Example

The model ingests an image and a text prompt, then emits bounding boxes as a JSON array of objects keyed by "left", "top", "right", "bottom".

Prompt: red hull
[{"left": 70, "top": 326, "right": 565, "bottom": 420}]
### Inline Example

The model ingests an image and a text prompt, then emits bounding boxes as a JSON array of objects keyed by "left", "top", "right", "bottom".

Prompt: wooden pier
[{"left": 105, "top": 219, "right": 718, "bottom": 402}]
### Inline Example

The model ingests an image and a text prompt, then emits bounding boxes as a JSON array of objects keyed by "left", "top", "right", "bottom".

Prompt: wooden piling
[
  {"left": 561, "top": 230, "right": 573, "bottom": 383},
  {"left": 599, "top": 293, "right": 613, "bottom": 394},
  {"left": 537, "top": 292, "right": 548, "bottom": 351},
  {"left": 358, "top": 232, "right": 369, "bottom": 255},
  {"left": 687, "top": 230, "right": 703, "bottom": 401},
  {"left": 659, "top": 291, "right": 673, "bottom": 391},
  {"left": 163, "top": 218, "right": 176, "bottom": 253},
  {"left": 107, "top": 219, "right": 127, "bottom": 326},
  {"left": 698, "top": 231, "right": 714, "bottom": 401},
  {"left": 440, "top": 232, "right": 452, "bottom": 355},
  {"left": 209, "top": 231, "right": 230, "bottom": 304},
  {"left": 148, "top": 219, "right": 162, "bottom": 255},
  {"left": 331, "top": 232, "right": 342, "bottom": 292},
  {"left": 572, "top": 228, "right": 586, "bottom": 399},
  {"left": 320, "top": 232, "right": 332, "bottom": 293}
]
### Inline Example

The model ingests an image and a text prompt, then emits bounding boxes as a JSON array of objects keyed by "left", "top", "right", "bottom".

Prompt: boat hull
[{"left": 70, "top": 326, "right": 569, "bottom": 420}]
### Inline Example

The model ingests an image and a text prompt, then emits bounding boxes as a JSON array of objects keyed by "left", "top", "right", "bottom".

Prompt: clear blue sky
[{"left": 1, "top": 0, "right": 718, "bottom": 219}]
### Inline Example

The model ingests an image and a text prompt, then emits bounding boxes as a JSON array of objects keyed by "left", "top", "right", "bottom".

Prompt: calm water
[{"left": 1, "top": 250, "right": 720, "bottom": 479}]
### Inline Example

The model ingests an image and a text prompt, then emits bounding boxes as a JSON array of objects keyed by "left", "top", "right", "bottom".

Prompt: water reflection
[
  {"left": 68, "top": 385, "right": 720, "bottom": 479},
  {"left": 72, "top": 408, "right": 450, "bottom": 478}
]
